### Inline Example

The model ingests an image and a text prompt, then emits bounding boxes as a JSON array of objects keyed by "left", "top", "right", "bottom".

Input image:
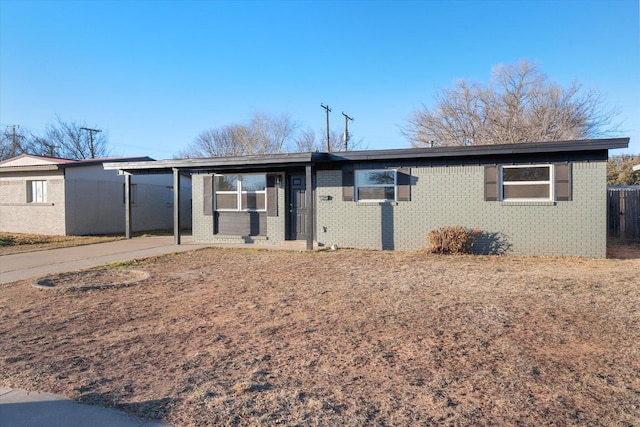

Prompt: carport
[{"left": 103, "top": 153, "right": 317, "bottom": 249}]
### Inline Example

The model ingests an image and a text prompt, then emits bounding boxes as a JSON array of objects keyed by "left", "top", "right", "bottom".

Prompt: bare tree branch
[
  {"left": 404, "top": 60, "right": 621, "bottom": 147},
  {"left": 29, "top": 116, "right": 111, "bottom": 159}
]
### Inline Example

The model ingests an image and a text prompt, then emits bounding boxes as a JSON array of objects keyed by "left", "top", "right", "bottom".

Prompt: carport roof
[{"left": 103, "top": 138, "right": 629, "bottom": 174}]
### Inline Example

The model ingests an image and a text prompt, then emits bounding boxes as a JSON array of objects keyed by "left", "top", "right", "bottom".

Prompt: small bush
[{"left": 427, "top": 226, "right": 473, "bottom": 254}]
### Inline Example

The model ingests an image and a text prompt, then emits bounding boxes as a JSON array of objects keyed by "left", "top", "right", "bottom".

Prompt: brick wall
[
  {"left": 0, "top": 175, "right": 67, "bottom": 235},
  {"left": 266, "top": 176, "right": 286, "bottom": 244},
  {"left": 316, "top": 161, "right": 607, "bottom": 257},
  {"left": 193, "top": 174, "right": 287, "bottom": 244}
]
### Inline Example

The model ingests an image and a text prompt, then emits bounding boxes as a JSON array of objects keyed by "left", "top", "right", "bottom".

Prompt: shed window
[
  {"left": 28, "top": 180, "right": 47, "bottom": 203},
  {"left": 501, "top": 165, "right": 552, "bottom": 201},
  {"left": 356, "top": 170, "right": 396, "bottom": 202},
  {"left": 215, "top": 174, "right": 266, "bottom": 211}
]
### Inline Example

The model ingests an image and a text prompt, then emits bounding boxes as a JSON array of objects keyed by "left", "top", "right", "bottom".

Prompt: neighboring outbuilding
[
  {"left": 0, "top": 154, "right": 192, "bottom": 235},
  {"left": 105, "top": 138, "right": 629, "bottom": 258}
]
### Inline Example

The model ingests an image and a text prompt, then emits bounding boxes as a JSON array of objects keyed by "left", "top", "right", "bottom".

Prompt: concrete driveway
[{"left": 0, "top": 235, "right": 213, "bottom": 284}]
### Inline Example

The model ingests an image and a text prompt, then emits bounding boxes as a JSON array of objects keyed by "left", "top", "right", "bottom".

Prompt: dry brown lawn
[{"left": 1, "top": 246, "right": 639, "bottom": 426}]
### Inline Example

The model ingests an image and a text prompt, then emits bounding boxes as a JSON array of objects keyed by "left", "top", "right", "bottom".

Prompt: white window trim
[
  {"left": 28, "top": 180, "right": 47, "bottom": 203},
  {"left": 355, "top": 169, "right": 397, "bottom": 202},
  {"left": 500, "top": 164, "right": 554, "bottom": 202},
  {"left": 215, "top": 174, "right": 267, "bottom": 212}
]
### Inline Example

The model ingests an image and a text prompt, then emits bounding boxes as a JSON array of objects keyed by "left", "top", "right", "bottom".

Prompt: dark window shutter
[
  {"left": 203, "top": 175, "right": 213, "bottom": 216},
  {"left": 396, "top": 168, "right": 411, "bottom": 201},
  {"left": 484, "top": 165, "right": 499, "bottom": 201},
  {"left": 342, "top": 169, "right": 354, "bottom": 201},
  {"left": 554, "top": 163, "right": 572, "bottom": 201},
  {"left": 266, "top": 174, "right": 278, "bottom": 216}
]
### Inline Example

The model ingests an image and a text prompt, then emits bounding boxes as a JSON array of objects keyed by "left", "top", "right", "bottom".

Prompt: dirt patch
[
  {"left": 1, "top": 248, "right": 639, "bottom": 426},
  {"left": 607, "top": 241, "right": 640, "bottom": 259},
  {"left": 32, "top": 269, "right": 150, "bottom": 290}
]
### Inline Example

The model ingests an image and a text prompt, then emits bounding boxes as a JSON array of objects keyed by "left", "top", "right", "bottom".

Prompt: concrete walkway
[
  {"left": 0, "top": 235, "right": 215, "bottom": 285},
  {"left": 0, "top": 388, "right": 173, "bottom": 427}
]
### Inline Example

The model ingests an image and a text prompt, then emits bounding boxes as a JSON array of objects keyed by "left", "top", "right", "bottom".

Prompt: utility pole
[
  {"left": 6, "top": 125, "right": 20, "bottom": 155},
  {"left": 341, "top": 112, "right": 354, "bottom": 151},
  {"left": 80, "top": 127, "right": 102, "bottom": 158},
  {"left": 320, "top": 103, "right": 331, "bottom": 152}
]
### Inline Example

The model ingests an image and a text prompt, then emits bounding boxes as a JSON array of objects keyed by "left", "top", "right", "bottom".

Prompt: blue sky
[{"left": 1, "top": 0, "right": 638, "bottom": 159}]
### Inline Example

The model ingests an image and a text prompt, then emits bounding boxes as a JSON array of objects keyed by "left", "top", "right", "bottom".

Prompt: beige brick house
[{"left": 0, "top": 154, "right": 191, "bottom": 235}]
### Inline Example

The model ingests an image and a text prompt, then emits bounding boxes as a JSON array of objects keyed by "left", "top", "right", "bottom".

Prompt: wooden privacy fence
[{"left": 608, "top": 187, "right": 640, "bottom": 240}]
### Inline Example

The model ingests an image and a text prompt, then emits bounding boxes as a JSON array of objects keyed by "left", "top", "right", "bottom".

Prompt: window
[
  {"left": 166, "top": 186, "right": 174, "bottom": 206},
  {"left": 28, "top": 180, "right": 47, "bottom": 203},
  {"left": 215, "top": 174, "right": 266, "bottom": 211},
  {"left": 500, "top": 165, "right": 552, "bottom": 201},
  {"left": 355, "top": 170, "right": 396, "bottom": 201}
]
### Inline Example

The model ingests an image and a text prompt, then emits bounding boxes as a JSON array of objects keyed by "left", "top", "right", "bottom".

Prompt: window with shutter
[
  {"left": 342, "top": 168, "right": 412, "bottom": 202},
  {"left": 203, "top": 176, "right": 213, "bottom": 216},
  {"left": 484, "top": 163, "right": 572, "bottom": 202}
]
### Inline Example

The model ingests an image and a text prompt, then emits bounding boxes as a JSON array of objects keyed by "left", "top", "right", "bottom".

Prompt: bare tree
[
  {"left": 292, "top": 127, "right": 319, "bottom": 152},
  {"left": 178, "top": 112, "right": 299, "bottom": 158},
  {"left": 29, "top": 116, "right": 111, "bottom": 159},
  {"left": 292, "top": 127, "right": 345, "bottom": 152},
  {"left": 404, "top": 60, "right": 621, "bottom": 147},
  {"left": 249, "top": 112, "right": 298, "bottom": 154},
  {"left": 292, "top": 127, "right": 365, "bottom": 153}
]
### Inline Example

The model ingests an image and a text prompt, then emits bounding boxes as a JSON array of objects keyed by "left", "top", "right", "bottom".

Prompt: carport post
[
  {"left": 124, "top": 172, "right": 132, "bottom": 239},
  {"left": 305, "top": 164, "right": 313, "bottom": 251},
  {"left": 173, "top": 168, "right": 181, "bottom": 245}
]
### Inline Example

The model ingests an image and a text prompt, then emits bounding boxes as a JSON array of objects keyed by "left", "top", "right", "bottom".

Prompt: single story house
[
  {"left": 105, "top": 138, "right": 629, "bottom": 258},
  {"left": 0, "top": 154, "right": 192, "bottom": 235}
]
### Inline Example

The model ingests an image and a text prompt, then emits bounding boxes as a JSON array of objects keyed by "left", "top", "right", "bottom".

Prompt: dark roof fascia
[
  {"left": 104, "top": 153, "right": 315, "bottom": 174},
  {"left": 103, "top": 138, "right": 629, "bottom": 174},
  {"left": 319, "top": 138, "right": 629, "bottom": 163},
  {"left": 58, "top": 156, "right": 154, "bottom": 169}
]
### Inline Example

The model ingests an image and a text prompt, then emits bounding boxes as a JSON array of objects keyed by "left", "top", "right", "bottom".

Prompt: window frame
[
  {"left": 27, "top": 180, "right": 47, "bottom": 203},
  {"left": 214, "top": 173, "right": 267, "bottom": 212},
  {"left": 500, "top": 164, "right": 554, "bottom": 202},
  {"left": 355, "top": 169, "right": 397, "bottom": 202}
]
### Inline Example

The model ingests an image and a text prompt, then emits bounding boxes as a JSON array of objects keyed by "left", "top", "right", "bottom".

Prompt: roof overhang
[
  {"left": 103, "top": 138, "right": 630, "bottom": 175},
  {"left": 0, "top": 156, "right": 154, "bottom": 174},
  {"left": 0, "top": 164, "right": 61, "bottom": 173}
]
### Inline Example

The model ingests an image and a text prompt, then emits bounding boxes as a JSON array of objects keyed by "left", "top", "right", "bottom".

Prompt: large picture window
[
  {"left": 27, "top": 180, "right": 47, "bottom": 203},
  {"left": 215, "top": 174, "right": 266, "bottom": 211},
  {"left": 501, "top": 165, "right": 552, "bottom": 201},
  {"left": 355, "top": 170, "right": 396, "bottom": 201}
]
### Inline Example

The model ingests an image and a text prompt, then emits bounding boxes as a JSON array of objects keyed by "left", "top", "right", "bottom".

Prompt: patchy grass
[
  {"left": 0, "top": 233, "right": 122, "bottom": 255},
  {"left": 1, "top": 248, "right": 639, "bottom": 426},
  {"left": 0, "top": 230, "right": 178, "bottom": 255}
]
